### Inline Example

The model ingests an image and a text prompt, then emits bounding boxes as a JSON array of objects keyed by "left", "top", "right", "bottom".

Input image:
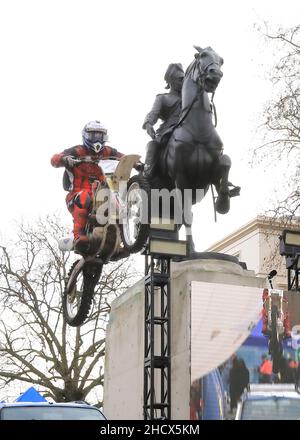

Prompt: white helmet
[{"left": 82, "top": 120, "right": 109, "bottom": 153}]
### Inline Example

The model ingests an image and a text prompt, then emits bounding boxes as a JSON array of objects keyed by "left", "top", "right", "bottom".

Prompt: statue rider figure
[{"left": 143, "top": 63, "right": 184, "bottom": 178}]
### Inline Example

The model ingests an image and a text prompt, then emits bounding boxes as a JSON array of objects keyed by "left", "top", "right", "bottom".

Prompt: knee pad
[{"left": 73, "top": 191, "right": 92, "bottom": 209}]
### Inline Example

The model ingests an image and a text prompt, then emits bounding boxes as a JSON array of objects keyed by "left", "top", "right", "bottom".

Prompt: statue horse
[{"left": 154, "top": 45, "right": 240, "bottom": 254}]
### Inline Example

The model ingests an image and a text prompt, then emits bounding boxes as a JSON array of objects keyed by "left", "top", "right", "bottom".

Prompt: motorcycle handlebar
[{"left": 70, "top": 156, "right": 121, "bottom": 163}]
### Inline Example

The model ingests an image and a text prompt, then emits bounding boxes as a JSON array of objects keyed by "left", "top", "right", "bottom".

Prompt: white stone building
[{"left": 206, "top": 216, "right": 298, "bottom": 289}]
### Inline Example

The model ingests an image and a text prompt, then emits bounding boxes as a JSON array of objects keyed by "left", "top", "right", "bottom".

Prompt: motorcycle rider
[
  {"left": 51, "top": 120, "right": 125, "bottom": 253},
  {"left": 142, "top": 63, "right": 184, "bottom": 178}
]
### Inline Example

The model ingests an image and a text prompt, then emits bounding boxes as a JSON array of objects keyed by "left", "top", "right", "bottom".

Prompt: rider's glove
[
  {"left": 145, "top": 123, "right": 156, "bottom": 140},
  {"left": 62, "top": 156, "right": 76, "bottom": 168}
]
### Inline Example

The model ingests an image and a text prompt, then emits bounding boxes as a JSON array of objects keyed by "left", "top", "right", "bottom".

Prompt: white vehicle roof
[
  {"left": 235, "top": 384, "right": 300, "bottom": 420},
  {"left": 248, "top": 384, "right": 300, "bottom": 398}
]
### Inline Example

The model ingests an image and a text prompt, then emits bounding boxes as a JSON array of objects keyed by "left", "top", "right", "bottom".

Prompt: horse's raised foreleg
[{"left": 212, "top": 154, "right": 231, "bottom": 214}]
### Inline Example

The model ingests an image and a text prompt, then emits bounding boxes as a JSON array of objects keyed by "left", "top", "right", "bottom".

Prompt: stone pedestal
[{"left": 103, "top": 258, "right": 265, "bottom": 420}]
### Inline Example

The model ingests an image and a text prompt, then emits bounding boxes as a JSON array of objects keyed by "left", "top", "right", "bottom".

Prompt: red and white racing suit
[{"left": 51, "top": 144, "right": 124, "bottom": 240}]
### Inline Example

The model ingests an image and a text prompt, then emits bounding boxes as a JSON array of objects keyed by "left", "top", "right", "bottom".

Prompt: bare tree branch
[
  {"left": 0, "top": 215, "right": 140, "bottom": 404},
  {"left": 252, "top": 24, "right": 300, "bottom": 224}
]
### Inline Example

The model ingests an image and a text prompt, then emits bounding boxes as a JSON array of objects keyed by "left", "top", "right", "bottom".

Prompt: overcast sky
[{"left": 0, "top": 0, "right": 299, "bottom": 250}]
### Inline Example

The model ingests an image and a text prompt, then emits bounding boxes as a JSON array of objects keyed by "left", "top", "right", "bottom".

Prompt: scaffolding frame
[{"left": 143, "top": 254, "right": 171, "bottom": 420}]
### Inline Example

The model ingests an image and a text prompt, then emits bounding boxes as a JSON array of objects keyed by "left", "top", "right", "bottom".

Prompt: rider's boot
[
  {"left": 74, "top": 235, "right": 90, "bottom": 254},
  {"left": 73, "top": 206, "right": 90, "bottom": 253},
  {"left": 144, "top": 140, "right": 160, "bottom": 179}
]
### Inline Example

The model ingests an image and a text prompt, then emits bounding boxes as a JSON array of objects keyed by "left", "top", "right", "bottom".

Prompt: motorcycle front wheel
[
  {"left": 63, "top": 259, "right": 102, "bottom": 327},
  {"left": 120, "top": 175, "right": 150, "bottom": 253}
]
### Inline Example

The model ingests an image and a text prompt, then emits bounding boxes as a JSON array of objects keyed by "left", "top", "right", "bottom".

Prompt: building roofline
[{"left": 206, "top": 216, "right": 299, "bottom": 252}]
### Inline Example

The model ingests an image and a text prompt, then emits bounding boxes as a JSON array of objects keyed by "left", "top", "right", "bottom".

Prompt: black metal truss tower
[{"left": 143, "top": 253, "right": 171, "bottom": 420}]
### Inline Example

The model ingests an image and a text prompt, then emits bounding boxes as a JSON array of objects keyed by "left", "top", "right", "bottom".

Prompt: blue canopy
[
  {"left": 243, "top": 318, "right": 266, "bottom": 347},
  {"left": 15, "top": 386, "right": 47, "bottom": 402},
  {"left": 243, "top": 318, "right": 292, "bottom": 350}
]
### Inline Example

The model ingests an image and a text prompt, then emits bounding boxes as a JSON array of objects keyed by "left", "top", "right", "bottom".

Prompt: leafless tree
[
  {"left": 0, "top": 215, "right": 140, "bottom": 404},
  {"left": 253, "top": 23, "right": 300, "bottom": 225}
]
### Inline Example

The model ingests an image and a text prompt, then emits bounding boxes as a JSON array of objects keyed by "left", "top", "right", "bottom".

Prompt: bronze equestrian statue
[{"left": 143, "top": 46, "right": 240, "bottom": 254}]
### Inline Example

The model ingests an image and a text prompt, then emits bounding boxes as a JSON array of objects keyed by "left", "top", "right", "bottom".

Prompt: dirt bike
[
  {"left": 262, "top": 270, "right": 290, "bottom": 374},
  {"left": 59, "top": 154, "right": 151, "bottom": 327}
]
